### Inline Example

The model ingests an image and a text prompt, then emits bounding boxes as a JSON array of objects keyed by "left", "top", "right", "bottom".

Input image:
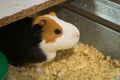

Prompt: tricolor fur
[
  {"left": 36, "top": 12, "right": 80, "bottom": 61},
  {"left": 0, "top": 12, "right": 80, "bottom": 66}
]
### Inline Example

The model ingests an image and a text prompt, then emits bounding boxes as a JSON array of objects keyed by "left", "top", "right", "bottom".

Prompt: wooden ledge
[{"left": 0, "top": 0, "right": 66, "bottom": 27}]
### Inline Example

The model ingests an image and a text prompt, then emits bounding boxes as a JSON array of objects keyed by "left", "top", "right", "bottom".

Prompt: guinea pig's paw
[
  {"left": 34, "top": 63, "right": 44, "bottom": 74},
  {"left": 35, "top": 68, "right": 43, "bottom": 74}
]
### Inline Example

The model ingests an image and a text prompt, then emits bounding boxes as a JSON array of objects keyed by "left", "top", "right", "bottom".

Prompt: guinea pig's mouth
[{"left": 72, "top": 33, "right": 80, "bottom": 40}]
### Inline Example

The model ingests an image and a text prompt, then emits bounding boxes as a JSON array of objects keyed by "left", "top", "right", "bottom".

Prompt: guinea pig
[{"left": 0, "top": 12, "right": 80, "bottom": 66}]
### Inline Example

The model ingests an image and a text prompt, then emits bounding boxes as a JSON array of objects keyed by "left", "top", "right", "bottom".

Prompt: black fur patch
[{"left": 0, "top": 17, "right": 46, "bottom": 66}]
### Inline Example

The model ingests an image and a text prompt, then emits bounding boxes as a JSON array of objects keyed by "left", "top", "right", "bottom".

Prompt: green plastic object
[{"left": 0, "top": 52, "right": 8, "bottom": 80}]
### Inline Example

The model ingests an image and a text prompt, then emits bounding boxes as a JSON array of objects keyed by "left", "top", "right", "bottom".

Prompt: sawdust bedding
[{"left": 8, "top": 43, "right": 120, "bottom": 80}]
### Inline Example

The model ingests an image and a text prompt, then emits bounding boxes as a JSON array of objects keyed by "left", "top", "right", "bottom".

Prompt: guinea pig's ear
[
  {"left": 33, "top": 24, "right": 42, "bottom": 30},
  {"left": 39, "top": 19, "right": 47, "bottom": 26},
  {"left": 49, "top": 12, "right": 56, "bottom": 16}
]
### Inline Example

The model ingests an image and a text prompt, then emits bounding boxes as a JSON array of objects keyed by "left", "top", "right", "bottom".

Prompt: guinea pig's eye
[{"left": 54, "top": 29, "right": 62, "bottom": 34}]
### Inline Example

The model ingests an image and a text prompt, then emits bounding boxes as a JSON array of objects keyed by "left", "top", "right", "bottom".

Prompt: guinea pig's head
[{"left": 33, "top": 12, "right": 80, "bottom": 53}]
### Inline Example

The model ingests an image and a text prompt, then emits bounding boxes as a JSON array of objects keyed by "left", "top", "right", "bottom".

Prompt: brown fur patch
[{"left": 33, "top": 15, "right": 63, "bottom": 43}]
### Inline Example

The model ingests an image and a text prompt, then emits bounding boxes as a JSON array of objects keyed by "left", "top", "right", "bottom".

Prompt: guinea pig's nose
[{"left": 72, "top": 33, "right": 80, "bottom": 39}]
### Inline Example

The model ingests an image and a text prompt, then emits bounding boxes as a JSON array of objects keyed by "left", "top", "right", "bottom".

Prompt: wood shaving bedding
[{"left": 8, "top": 43, "right": 120, "bottom": 80}]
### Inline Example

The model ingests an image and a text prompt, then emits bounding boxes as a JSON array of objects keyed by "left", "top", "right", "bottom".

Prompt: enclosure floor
[{"left": 8, "top": 43, "right": 120, "bottom": 80}]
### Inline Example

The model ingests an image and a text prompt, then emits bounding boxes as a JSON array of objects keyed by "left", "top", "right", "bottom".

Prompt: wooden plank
[{"left": 0, "top": 0, "right": 66, "bottom": 27}]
